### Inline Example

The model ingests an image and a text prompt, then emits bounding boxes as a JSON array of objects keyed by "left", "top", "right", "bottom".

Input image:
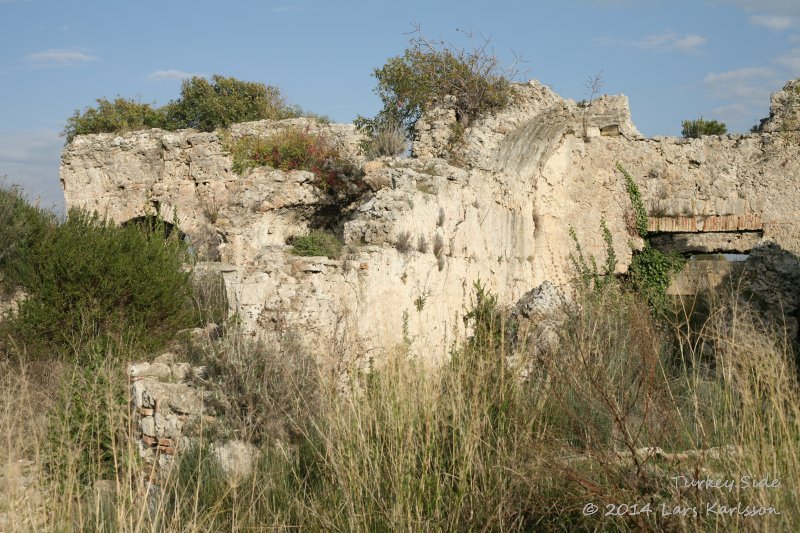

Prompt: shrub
[
  {"left": 162, "top": 75, "right": 300, "bottom": 132},
  {"left": 63, "top": 75, "right": 311, "bottom": 142},
  {"left": 0, "top": 179, "right": 57, "bottom": 296},
  {"left": 7, "top": 209, "right": 194, "bottom": 361},
  {"left": 228, "top": 127, "right": 362, "bottom": 193},
  {"left": 681, "top": 117, "right": 727, "bottom": 138},
  {"left": 291, "top": 231, "right": 342, "bottom": 259},
  {"left": 355, "top": 26, "right": 515, "bottom": 144},
  {"left": 62, "top": 98, "right": 166, "bottom": 142}
]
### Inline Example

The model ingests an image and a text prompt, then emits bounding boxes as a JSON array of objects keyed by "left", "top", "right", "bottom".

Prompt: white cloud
[
  {"left": 147, "top": 69, "right": 200, "bottom": 81},
  {"left": 709, "top": 103, "right": 758, "bottom": 127},
  {"left": 749, "top": 15, "right": 794, "bottom": 30},
  {"left": 597, "top": 32, "right": 707, "bottom": 53},
  {"left": 24, "top": 48, "right": 97, "bottom": 66},
  {"left": 703, "top": 67, "right": 779, "bottom": 102},
  {"left": 0, "top": 129, "right": 64, "bottom": 212},
  {"left": 773, "top": 48, "right": 800, "bottom": 73},
  {"left": 713, "top": 0, "right": 800, "bottom": 16}
]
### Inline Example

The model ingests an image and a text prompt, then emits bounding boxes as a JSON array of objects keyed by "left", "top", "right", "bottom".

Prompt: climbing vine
[
  {"left": 568, "top": 218, "right": 617, "bottom": 294},
  {"left": 629, "top": 245, "right": 685, "bottom": 311},
  {"left": 617, "top": 163, "right": 648, "bottom": 238},
  {"left": 617, "top": 163, "right": 685, "bottom": 310}
]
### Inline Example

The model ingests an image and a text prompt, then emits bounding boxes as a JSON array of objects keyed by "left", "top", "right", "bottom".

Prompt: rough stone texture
[
  {"left": 760, "top": 79, "right": 800, "bottom": 133},
  {"left": 211, "top": 441, "right": 258, "bottom": 480},
  {"left": 511, "top": 281, "right": 567, "bottom": 361},
  {"left": 62, "top": 79, "right": 800, "bottom": 359},
  {"left": 129, "top": 358, "right": 258, "bottom": 484},
  {"left": 61, "top": 118, "right": 363, "bottom": 262},
  {"left": 129, "top": 359, "right": 208, "bottom": 471},
  {"left": 0, "top": 289, "right": 25, "bottom": 319}
]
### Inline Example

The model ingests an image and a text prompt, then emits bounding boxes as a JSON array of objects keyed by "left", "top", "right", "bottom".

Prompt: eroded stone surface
[{"left": 62, "top": 78, "right": 800, "bottom": 359}]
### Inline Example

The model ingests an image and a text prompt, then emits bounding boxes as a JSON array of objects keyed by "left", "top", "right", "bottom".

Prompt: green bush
[
  {"left": 355, "top": 28, "right": 515, "bottom": 146},
  {"left": 63, "top": 98, "right": 167, "bottom": 142},
  {"left": 228, "top": 127, "right": 362, "bottom": 193},
  {"left": 8, "top": 209, "right": 194, "bottom": 361},
  {"left": 162, "top": 75, "right": 300, "bottom": 132},
  {"left": 63, "top": 75, "right": 310, "bottom": 142},
  {"left": 681, "top": 117, "right": 727, "bottom": 138},
  {"left": 0, "top": 179, "right": 57, "bottom": 296},
  {"left": 290, "top": 231, "right": 342, "bottom": 259}
]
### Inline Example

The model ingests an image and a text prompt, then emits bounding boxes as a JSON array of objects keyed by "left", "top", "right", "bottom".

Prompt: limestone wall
[{"left": 60, "top": 79, "right": 800, "bottom": 360}]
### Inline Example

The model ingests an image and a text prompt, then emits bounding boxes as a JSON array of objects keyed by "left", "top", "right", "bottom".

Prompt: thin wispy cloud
[
  {"left": 713, "top": 0, "right": 800, "bottom": 16},
  {"left": 147, "top": 69, "right": 201, "bottom": 81},
  {"left": 749, "top": 15, "right": 794, "bottom": 31},
  {"left": 597, "top": 32, "right": 707, "bottom": 53},
  {"left": 24, "top": 48, "right": 97, "bottom": 67},
  {"left": 0, "top": 128, "right": 65, "bottom": 211},
  {"left": 774, "top": 48, "right": 800, "bottom": 73},
  {"left": 701, "top": 65, "right": 787, "bottom": 131},
  {"left": 703, "top": 67, "right": 779, "bottom": 102}
]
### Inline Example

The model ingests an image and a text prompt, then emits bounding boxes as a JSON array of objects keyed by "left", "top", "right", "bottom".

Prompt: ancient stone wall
[{"left": 61, "top": 79, "right": 800, "bottom": 359}]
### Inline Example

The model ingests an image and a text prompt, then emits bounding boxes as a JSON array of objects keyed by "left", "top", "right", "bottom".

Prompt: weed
[
  {"left": 395, "top": 231, "right": 413, "bottom": 253},
  {"left": 617, "top": 163, "right": 648, "bottom": 238},
  {"left": 432, "top": 233, "right": 445, "bottom": 259},
  {"left": 362, "top": 121, "right": 407, "bottom": 159},
  {"left": 291, "top": 231, "right": 343, "bottom": 259},
  {"left": 415, "top": 181, "right": 435, "bottom": 194},
  {"left": 416, "top": 234, "right": 429, "bottom": 253}
]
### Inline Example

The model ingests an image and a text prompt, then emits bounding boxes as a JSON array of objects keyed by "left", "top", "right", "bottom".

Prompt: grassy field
[{"left": 2, "top": 282, "right": 798, "bottom": 532}]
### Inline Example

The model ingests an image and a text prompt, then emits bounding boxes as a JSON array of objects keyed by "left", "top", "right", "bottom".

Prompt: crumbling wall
[
  {"left": 129, "top": 352, "right": 258, "bottom": 483},
  {"left": 61, "top": 79, "right": 800, "bottom": 360}
]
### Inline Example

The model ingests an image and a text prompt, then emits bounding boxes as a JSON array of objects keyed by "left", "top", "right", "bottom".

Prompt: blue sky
[{"left": 1, "top": 0, "right": 799, "bottom": 211}]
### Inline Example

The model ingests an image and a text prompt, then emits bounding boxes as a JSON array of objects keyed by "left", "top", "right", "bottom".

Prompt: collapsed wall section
[{"left": 60, "top": 79, "right": 800, "bottom": 359}]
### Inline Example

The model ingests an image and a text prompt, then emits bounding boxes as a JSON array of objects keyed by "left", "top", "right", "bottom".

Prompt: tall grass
[{"left": 1, "top": 283, "right": 799, "bottom": 531}]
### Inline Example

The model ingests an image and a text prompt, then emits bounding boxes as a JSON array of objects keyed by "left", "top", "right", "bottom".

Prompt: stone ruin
[
  {"left": 60, "top": 78, "right": 800, "bottom": 362},
  {"left": 57, "top": 77, "right": 800, "bottom": 481}
]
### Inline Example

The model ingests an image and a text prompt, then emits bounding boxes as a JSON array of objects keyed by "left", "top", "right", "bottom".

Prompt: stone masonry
[{"left": 61, "top": 79, "right": 800, "bottom": 360}]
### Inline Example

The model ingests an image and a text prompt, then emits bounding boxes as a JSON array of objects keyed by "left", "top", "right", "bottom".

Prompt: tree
[{"left": 355, "top": 25, "right": 518, "bottom": 143}]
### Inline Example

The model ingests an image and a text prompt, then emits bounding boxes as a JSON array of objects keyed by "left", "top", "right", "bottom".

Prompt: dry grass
[{"left": 1, "top": 284, "right": 799, "bottom": 531}]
